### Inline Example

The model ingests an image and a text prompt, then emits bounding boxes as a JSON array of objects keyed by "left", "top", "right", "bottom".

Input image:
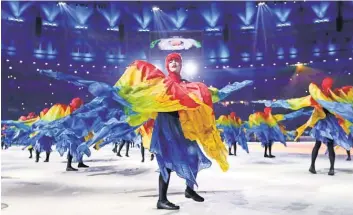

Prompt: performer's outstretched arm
[
  {"left": 273, "top": 109, "right": 313, "bottom": 122},
  {"left": 253, "top": 95, "right": 312, "bottom": 110},
  {"left": 209, "top": 80, "right": 253, "bottom": 103}
]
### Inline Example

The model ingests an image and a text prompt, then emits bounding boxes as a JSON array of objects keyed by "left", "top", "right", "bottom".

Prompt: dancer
[
  {"left": 136, "top": 120, "right": 155, "bottom": 163},
  {"left": 245, "top": 107, "right": 309, "bottom": 158},
  {"left": 2, "top": 98, "right": 90, "bottom": 170},
  {"left": 256, "top": 77, "right": 352, "bottom": 175},
  {"left": 217, "top": 112, "right": 249, "bottom": 156},
  {"left": 37, "top": 53, "right": 253, "bottom": 210}
]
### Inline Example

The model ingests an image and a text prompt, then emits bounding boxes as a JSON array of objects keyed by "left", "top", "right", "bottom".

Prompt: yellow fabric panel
[
  {"left": 295, "top": 107, "right": 326, "bottom": 140},
  {"left": 286, "top": 95, "right": 312, "bottom": 110},
  {"left": 179, "top": 101, "right": 229, "bottom": 172},
  {"left": 330, "top": 87, "right": 353, "bottom": 104}
]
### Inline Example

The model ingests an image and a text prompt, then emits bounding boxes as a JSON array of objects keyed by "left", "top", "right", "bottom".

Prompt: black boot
[
  {"left": 268, "top": 142, "right": 275, "bottom": 158},
  {"left": 327, "top": 140, "right": 335, "bottom": 176},
  {"left": 35, "top": 150, "right": 40, "bottom": 162},
  {"left": 264, "top": 145, "right": 269, "bottom": 158},
  {"left": 141, "top": 145, "right": 145, "bottom": 162},
  {"left": 78, "top": 162, "right": 89, "bottom": 168},
  {"left": 125, "top": 141, "right": 130, "bottom": 157},
  {"left": 117, "top": 141, "right": 124, "bottom": 157},
  {"left": 112, "top": 143, "right": 117, "bottom": 153},
  {"left": 185, "top": 186, "right": 204, "bottom": 202},
  {"left": 310, "top": 140, "right": 321, "bottom": 174},
  {"left": 44, "top": 152, "right": 50, "bottom": 162},
  {"left": 228, "top": 146, "right": 233, "bottom": 155},
  {"left": 309, "top": 165, "right": 317, "bottom": 174},
  {"left": 233, "top": 143, "right": 237, "bottom": 156},
  {"left": 346, "top": 150, "right": 351, "bottom": 161},
  {"left": 156, "top": 169, "right": 179, "bottom": 210},
  {"left": 28, "top": 148, "right": 33, "bottom": 159},
  {"left": 151, "top": 154, "right": 154, "bottom": 161},
  {"left": 66, "top": 153, "right": 78, "bottom": 171}
]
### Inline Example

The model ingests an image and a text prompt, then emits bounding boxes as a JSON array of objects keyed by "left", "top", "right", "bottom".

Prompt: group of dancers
[{"left": 2, "top": 53, "right": 353, "bottom": 210}]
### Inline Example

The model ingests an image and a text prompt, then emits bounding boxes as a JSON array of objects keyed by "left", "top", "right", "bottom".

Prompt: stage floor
[{"left": 2, "top": 143, "right": 353, "bottom": 215}]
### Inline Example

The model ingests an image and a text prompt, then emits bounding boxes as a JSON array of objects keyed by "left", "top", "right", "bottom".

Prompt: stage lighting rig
[{"left": 57, "top": 2, "right": 67, "bottom": 6}]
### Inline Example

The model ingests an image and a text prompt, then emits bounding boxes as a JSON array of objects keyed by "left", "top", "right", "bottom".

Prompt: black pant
[
  {"left": 264, "top": 141, "right": 273, "bottom": 156},
  {"left": 311, "top": 140, "right": 335, "bottom": 170},
  {"left": 117, "top": 140, "right": 130, "bottom": 155},
  {"left": 141, "top": 144, "right": 145, "bottom": 160},
  {"left": 229, "top": 142, "right": 237, "bottom": 154}
]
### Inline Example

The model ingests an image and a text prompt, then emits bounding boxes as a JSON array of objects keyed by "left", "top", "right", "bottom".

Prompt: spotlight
[
  {"left": 349, "top": 57, "right": 352, "bottom": 60},
  {"left": 57, "top": 2, "right": 67, "bottom": 6},
  {"left": 152, "top": 6, "right": 160, "bottom": 11},
  {"left": 184, "top": 62, "right": 198, "bottom": 76}
]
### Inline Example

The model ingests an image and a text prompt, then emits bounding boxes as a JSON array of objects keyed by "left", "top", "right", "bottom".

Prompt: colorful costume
[
  {"left": 244, "top": 107, "right": 310, "bottom": 158},
  {"left": 254, "top": 78, "right": 352, "bottom": 175},
  {"left": 37, "top": 53, "right": 253, "bottom": 209},
  {"left": 217, "top": 112, "right": 249, "bottom": 155}
]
